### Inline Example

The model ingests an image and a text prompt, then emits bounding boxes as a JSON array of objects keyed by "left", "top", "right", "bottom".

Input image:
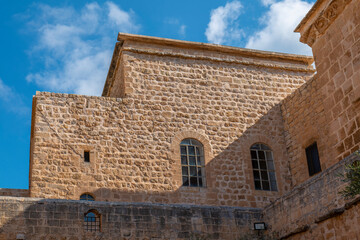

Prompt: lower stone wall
[
  {"left": 0, "top": 197, "right": 262, "bottom": 240},
  {"left": 288, "top": 198, "right": 360, "bottom": 240},
  {"left": 263, "top": 151, "right": 360, "bottom": 239},
  {"left": 0, "top": 188, "right": 28, "bottom": 197}
]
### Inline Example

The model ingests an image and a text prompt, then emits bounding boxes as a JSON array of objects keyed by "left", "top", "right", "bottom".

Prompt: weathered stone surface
[
  {"left": 282, "top": 0, "right": 360, "bottom": 186},
  {"left": 29, "top": 35, "right": 314, "bottom": 207},
  {"left": 0, "top": 197, "right": 262, "bottom": 240},
  {"left": 0, "top": 189, "right": 28, "bottom": 197},
  {"left": 264, "top": 152, "right": 360, "bottom": 239},
  {"left": 2, "top": 0, "right": 359, "bottom": 239}
]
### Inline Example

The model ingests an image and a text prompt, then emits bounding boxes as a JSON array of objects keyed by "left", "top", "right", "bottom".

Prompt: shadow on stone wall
[
  {"left": 0, "top": 103, "right": 285, "bottom": 239},
  {"left": 82, "top": 102, "right": 290, "bottom": 209},
  {"left": 264, "top": 151, "right": 360, "bottom": 239},
  {"left": 4, "top": 71, "right": 360, "bottom": 239},
  {"left": 0, "top": 196, "right": 262, "bottom": 240}
]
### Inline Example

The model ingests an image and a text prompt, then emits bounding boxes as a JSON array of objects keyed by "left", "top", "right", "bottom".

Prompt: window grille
[
  {"left": 80, "top": 193, "right": 95, "bottom": 201},
  {"left": 84, "top": 210, "right": 100, "bottom": 232},
  {"left": 180, "top": 139, "right": 205, "bottom": 187},
  {"left": 250, "top": 143, "right": 277, "bottom": 191}
]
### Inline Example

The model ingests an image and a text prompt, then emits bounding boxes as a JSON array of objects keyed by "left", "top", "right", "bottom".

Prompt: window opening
[
  {"left": 84, "top": 210, "right": 100, "bottom": 232},
  {"left": 80, "top": 193, "right": 95, "bottom": 201},
  {"left": 250, "top": 143, "right": 277, "bottom": 191},
  {"left": 180, "top": 139, "right": 205, "bottom": 187},
  {"left": 305, "top": 142, "right": 321, "bottom": 176},
  {"left": 84, "top": 151, "right": 90, "bottom": 162}
]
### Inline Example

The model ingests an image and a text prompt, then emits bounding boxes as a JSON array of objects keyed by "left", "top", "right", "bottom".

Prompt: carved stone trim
[{"left": 300, "top": 0, "right": 352, "bottom": 47}]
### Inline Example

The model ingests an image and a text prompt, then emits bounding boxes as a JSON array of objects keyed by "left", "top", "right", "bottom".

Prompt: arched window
[
  {"left": 84, "top": 209, "right": 101, "bottom": 232},
  {"left": 250, "top": 143, "right": 277, "bottom": 191},
  {"left": 80, "top": 193, "right": 95, "bottom": 201},
  {"left": 180, "top": 138, "right": 205, "bottom": 187}
]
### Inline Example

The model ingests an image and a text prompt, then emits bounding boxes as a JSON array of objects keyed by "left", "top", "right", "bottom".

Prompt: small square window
[{"left": 84, "top": 151, "right": 90, "bottom": 162}]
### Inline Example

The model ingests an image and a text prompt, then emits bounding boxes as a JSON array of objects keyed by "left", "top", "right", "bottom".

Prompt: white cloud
[
  {"left": 246, "top": 0, "right": 314, "bottom": 55},
  {"left": 164, "top": 18, "right": 187, "bottom": 38},
  {"left": 0, "top": 78, "right": 12, "bottom": 101},
  {"left": 205, "top": 1, "right": 243, "bottom": 45},
  {"left": 0, "top": 78, "right": 29, "bottom": 114},
  {"left": 261, "top": 0, "right": 276, "bottom": 6},
  {"left": 106, "top": 2, "right": 139, "bottom": 33},
  {"left": 179, "top": 25, "right": 186, "bottom": 37},
  {"left": 26, "top": 2, "right": 140, "bottom": 96}
]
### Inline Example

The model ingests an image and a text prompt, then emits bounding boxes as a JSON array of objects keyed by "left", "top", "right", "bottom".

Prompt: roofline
[
  {"left": 117, "top": 33, "right": 314, "bottom": 65},
  {"left": 102, "top": 33, "right": 315, "bottom": 97}
]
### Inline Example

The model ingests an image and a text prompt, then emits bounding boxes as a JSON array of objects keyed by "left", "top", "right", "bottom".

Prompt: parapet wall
[
  {"left": 0, "top": 188, "right": 28, "bottom": 197},
  {"left": 264, "top": 151, "right": 360, "bottom": 239},
  {"left": 0, "top": 197, "right": 262, "bottom": 240}
]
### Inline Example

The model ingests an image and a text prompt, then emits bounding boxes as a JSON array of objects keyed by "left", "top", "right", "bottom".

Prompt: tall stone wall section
[
  {"left": 281, "top": 0, "right": 360, "bottom": 186},
  {"left": 0, "top": 197, "right": 262, "bottom": 240},
  {"left": 29, "top": 44, "right": 313, "bottom": 208},
  {"left": 263, "top": 152, "right": 360, "bottom": 239}
]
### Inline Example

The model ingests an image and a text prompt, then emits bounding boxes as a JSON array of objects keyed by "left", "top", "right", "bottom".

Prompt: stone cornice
[
  {"left": 295, "top": 0, "right": 352, "bottom": 47},
  {"left": 102, "top": 33, "right": 315, "bottom": 97},
  {"left": 121, "top": 47, "right": 314, "bottom": 72}
]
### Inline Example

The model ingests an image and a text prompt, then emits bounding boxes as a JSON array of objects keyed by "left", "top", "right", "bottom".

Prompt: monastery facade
[{"left": 1, "top": 0, "right": 360, "bottom": 239}]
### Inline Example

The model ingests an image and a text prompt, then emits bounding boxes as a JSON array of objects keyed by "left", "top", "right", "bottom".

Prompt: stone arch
[{"left": 170, "top": 129, "right": 213, "bottom": 188}]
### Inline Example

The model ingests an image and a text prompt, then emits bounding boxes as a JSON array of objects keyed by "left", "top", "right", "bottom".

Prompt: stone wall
[
  {"left": 284, "top": 0, "right": 360, "bottom": 186},
  {"left": 0, "top": 196, "right": 262, "bottom": 240},
  {"left": 286, "top": 199, "right": 360, "bottom": 240},
  {"left": 263, "top": 151, "right": 360, "bottom": 239},
  {"left": 29, "top": 39, "right": 314, "bottom": 208},
  {"left": 0, "top": 188, "right": 28, "bottom": 197}
]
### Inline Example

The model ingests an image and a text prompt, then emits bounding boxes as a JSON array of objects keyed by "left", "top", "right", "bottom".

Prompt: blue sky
[{"left": 0, "top": 0, "right": 314, "bottom": 189}]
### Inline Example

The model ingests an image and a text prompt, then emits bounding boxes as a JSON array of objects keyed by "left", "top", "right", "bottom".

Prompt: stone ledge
[
  {"left": 264, "top": 151, "right": 360, "bottom": 238},
  {"left": 0, "top": 196, "right": 262, "bottom": 212},
  {"left": 264, "top": 150, "right": 359, "bottom": 210},
  {"left": 35, "top": 91, "right": 124, "bottom": 101},
  {"left": 117, "top": 32, "right": 314, "bottom": 65}
]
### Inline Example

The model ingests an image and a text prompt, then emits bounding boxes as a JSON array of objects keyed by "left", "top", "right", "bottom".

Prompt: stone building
[{"left": 1, "top": 0, "right": 360, "bottom": 239}]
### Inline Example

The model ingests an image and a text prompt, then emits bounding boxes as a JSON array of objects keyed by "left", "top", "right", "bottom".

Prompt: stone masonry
[
  {"left": 1, "top": 0, "right": 360, "bottom": 239},
  {"left": 0, "top": 197, "right": 262, "bottom": 240},
  {"left": 0, "top": 188, "right": 28, "bottom": 197},
  {"left": 264, "top": 151, "right": 360, "bottom": 239},
  {"left": 282, "top": 0, "right": 360, "bottom": 186},
  {"left": 29, "top": 37, "right": 314, "bottom": 208}
]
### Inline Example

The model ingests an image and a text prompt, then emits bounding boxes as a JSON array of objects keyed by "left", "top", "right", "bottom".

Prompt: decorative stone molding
[{"left": 296, "top": 0, "right": 353, "bottom": 47}]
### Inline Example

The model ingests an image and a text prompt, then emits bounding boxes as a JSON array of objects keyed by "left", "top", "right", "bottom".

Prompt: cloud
[
  {"left": 261, "top": 0, "right": 276, "bottom": 6},
  {"left": 164, "top": 18, "right": 187, "bottom": 38},
  {"left": 106, "top": 2, "right": 139, "bottom": 33},
  {"left": 0, "top": 78, "right": 12, "bottom": 101},
  {"left": 205, "top": 1, "right": 243, "bottom": 45},
  {"left": 246, "top": 0, "right": 314, "bottom": 55},
  {"left": 0, "top": 78, "right": 29, "bottom": 114},
  {"left": 179, "top": 25, "right": 186, "bottom": 37},
  {"left": 25, "top": 2, "right": 140, "bottom": 96}
]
